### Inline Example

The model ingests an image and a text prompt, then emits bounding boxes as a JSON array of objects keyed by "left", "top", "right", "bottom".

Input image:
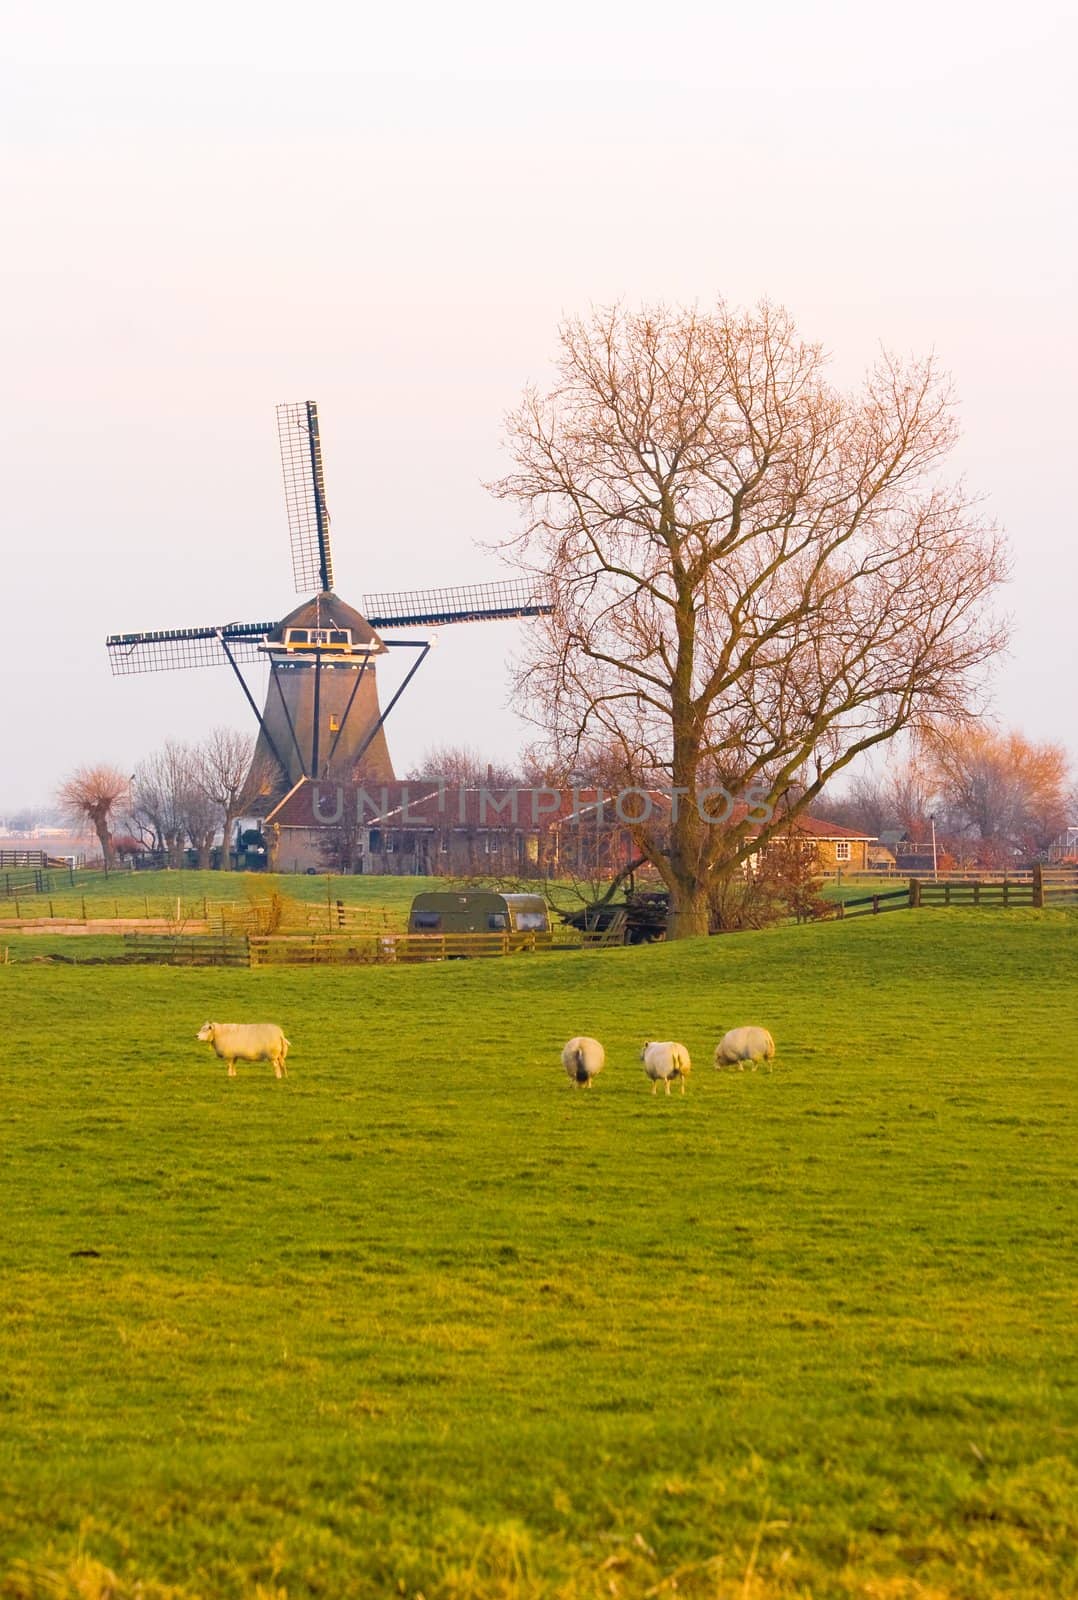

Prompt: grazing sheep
[
  {"left": 640, "top": 1041, "right": 692, "bottom": 1095},
  {"left": 714, "top": 1026, "right": 776, "bottom": 1071},
  {"left": 197, "top": 1021, "right": 290, "bottom": 1079},
  {"left": 561, "top": 1036, "right": 605, "bottom": 1088}
]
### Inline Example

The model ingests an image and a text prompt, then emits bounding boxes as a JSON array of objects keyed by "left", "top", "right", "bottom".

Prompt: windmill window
[{"left": 287, "top": 629, "right": 309, "bottom": 645}]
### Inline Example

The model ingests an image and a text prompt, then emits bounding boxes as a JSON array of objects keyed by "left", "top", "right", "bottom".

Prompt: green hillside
[{"left": 1, "top": 911, "right": 1075, "bottom": 1598}]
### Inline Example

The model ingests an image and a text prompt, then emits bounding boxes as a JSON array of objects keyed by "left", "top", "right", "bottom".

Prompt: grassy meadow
[
  {"left": 0, "top": 865, "right": 901, "bottom": 930},
  {"left": 0, "top": 907, "right": 1075, "bottom": 1599},
  {"left": 0, "top": 869, "right": 446, "bottom": 927}
]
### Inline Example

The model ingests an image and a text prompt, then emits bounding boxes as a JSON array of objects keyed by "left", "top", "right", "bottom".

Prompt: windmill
[{"left": 106, "top": 402, "right": 549, "bottom": 793}]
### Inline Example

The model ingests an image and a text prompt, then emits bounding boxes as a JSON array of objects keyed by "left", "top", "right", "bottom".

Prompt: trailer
[{"left": 408, "top": 890, "right": 549, "bottom": 936}]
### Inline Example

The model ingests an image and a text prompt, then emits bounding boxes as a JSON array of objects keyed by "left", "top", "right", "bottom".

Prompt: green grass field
[
  {"left": 0, "top": 869, "right": 452, "bottom": 927},
  {"left": 0, "top": 866, "right": 901, "bottom": 928},
  {"left": 1, "top": 910, "right": 1075, "bottom": 1599}
]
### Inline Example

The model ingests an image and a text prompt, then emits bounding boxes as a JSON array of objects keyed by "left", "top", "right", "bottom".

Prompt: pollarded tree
[
  {"left": 493, "top": 301, "right": 1008, "bottom": 937},
  {"left": 57, "top": 765, "right": 130, "bottom": 870}
]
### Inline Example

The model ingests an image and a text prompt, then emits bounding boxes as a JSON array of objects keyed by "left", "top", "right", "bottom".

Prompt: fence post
[
  {"left": 909, "top": 879, "right": 921, "bottom": 908},
  {"left": 973, "top": 883, "right": 980, "bottom": 906},
  {"left": 1033, "top": 864, "right": 1044, "bottom": 908}
]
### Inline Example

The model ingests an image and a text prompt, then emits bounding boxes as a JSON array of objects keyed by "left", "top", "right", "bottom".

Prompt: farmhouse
[
  {"left": 262, "top": 779, "right": 647, "bottom": 875},
  {"left": 745, "top": 814, "right": 877, "bottom": 873},
  {"left": 262, "top": 778, "right": 877, "bottom": 876}
]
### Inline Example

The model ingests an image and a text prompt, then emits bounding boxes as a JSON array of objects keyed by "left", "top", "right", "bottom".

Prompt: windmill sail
[
  {"left": 105, "top": 621, "right": 275, "bottom": 674},
  {"left": 105, "top": 402, "right": 553, "bottom": 800},
  {"left": 278, "top": 400, "right": 333, "bottom": 594},
  {"left": 364, "top": 579, "right": 550, "bottom": 629}
]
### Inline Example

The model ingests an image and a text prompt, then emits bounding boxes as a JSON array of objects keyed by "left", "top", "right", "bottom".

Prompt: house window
[{"left": 834, "top": 841, "right": 851, "bottom": 862}]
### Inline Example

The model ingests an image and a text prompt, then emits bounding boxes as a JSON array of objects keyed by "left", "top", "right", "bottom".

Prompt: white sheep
[
  {"left": 561, "top": 1036, "right": 605, "bottom": 1088},
  {"left": 197, "top": 1021, "right": 290, "bottom": 1079},
  {"left": 640, "top": 1041, "right": 692, "bottom": 1095},
  {"left": 714, "top": 1026, "right": 775, "bottom": 1071}
]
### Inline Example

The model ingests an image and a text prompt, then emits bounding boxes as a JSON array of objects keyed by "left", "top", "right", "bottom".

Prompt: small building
[
  {"left": 1049, "top": 825, "right": 1078, "bottom": 863},
  {"left": 745, "top": 814, "right": 878, "bottom": 873},
  {"left": 408, "top": 891, "right": 549, "bottom": 934}
]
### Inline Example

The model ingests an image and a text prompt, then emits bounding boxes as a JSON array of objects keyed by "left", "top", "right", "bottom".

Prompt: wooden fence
[
  {"left": 0, "top": 869, "right": 53, "bottom": 900},
  {"left": 121, "top": 934, "right": 250, "bottom": 967},
  {"left": 213, "top": 899, "right": 399, "bottom": 937},
  {"left": 911, "top": 879, "right": 1035, "bottom": 908},
  {"left": 835, "top": 887, "right": 911, "bottom": 919},
  {"left": 0, "top": 850, "right": 50, "bottom": 868},
  {"left": 838, "top": 866, "right": 1077, "bottom": 919},
  {"left": 248, "top": 929, "right": 556, "bottom": 966}
]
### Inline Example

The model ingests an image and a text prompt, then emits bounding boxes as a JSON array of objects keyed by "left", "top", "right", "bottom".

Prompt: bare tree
[
  {"left": 182, "top": 781, "right": 219, "bottom": 870},
  {"left": 194, "top": 728, "right": 263, "bottom": 871},
  {"left": 57, "top": 765, "right": 130, "bottom": 869},
  {"left": 493, "top": 301, "right": 1007, "bottom": 936},
  {"left": 818, "top": 773, "right": 896, "bottom": 838},
  {"left": 920, "top": 724, "right": 1070, "bottom": 859},
  {"left": 405, "top": 743, "right": 519, "bottom": 788},
  {"left": 887, "top": 758, "right": 937, "bottom": 845},
  {"left": 129, "top": 742, "right": 193, "bottom": 867}
]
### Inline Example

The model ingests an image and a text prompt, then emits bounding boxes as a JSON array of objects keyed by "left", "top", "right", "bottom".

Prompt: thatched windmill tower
[{"left": 106, "top": 402, "right": 548, "bottom": 793}]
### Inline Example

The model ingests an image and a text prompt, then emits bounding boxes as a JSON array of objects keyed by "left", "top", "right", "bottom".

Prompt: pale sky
[{"left": 2, "top": 0, "right": 1075, "bottom": 810}]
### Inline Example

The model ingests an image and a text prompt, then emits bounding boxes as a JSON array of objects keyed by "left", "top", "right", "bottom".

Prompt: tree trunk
[
  {"left": 95, "top": 819, "right": 113, "bottom": 871},
  {"left": 666, "top": 877, "right": 711, "bottom": 940},
  {"left": 221, "top": 811, "right": 236, "bottom": 870}
]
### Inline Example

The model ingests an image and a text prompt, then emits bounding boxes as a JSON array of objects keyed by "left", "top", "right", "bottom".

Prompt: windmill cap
[{"left": 269, "top": 592, "right": 387, "bottom": 654}]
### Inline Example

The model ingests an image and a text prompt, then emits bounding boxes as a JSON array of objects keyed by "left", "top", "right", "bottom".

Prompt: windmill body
[
  {"left": 253, "top": 591, "right": 394, "bottom": 788},
  {"left": 106, "top": 402, "right": 549, "bottom": 800}
]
